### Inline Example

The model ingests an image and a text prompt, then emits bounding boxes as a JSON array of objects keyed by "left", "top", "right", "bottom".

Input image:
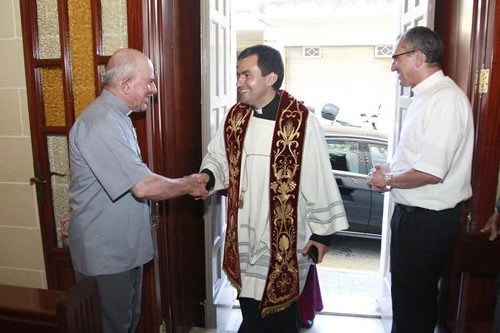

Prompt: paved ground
[
  {"left": 322, "top": 234, "right": 381, "bottom": 271},
  {"left": 317, "top": 235, "right": 383, "bottom": 316}
]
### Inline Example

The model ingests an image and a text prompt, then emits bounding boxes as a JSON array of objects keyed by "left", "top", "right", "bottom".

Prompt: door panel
[
  {"left": 201, "top": 0, "right": 235, "bottom": 329},
  {"left": 326, "top": 137, "right": 386, "bottom": 237},
  {"left": 20, "top": 1, "right": 159, "bottom": 332},
  {"left": 20, "top": 0, "right": 130, "bottom": 276},
  {"left": 435, "top": 0, "right": 500, "bottom": 329},
  {"left": 328, "top": 138, "right": 371, "bottom": 233},
  {"left": 335, "top": 170, "right": 373, "bottom": 233}
]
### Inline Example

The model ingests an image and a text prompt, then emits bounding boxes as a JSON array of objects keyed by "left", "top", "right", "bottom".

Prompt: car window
[
  {"left": 326, "top": 139, "right": 360, "bottom": 174},
  {"left": 367, "top": 142, "right": 387, "bottom": 166}
]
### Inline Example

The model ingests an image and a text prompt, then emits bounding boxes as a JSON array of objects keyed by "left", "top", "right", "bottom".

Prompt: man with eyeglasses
[{"left": 367, "top": 26, "right": 474, "bottom": 332}]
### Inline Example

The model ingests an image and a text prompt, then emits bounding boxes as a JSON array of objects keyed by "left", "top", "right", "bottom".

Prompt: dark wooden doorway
[{"left": 435, "top": 0, "right": 500, "bottom": 331}]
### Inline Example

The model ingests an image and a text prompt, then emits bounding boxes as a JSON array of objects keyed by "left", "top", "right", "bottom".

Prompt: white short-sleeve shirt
[{"left": 390, "top": 71, "right": 474, "bottom": 210}]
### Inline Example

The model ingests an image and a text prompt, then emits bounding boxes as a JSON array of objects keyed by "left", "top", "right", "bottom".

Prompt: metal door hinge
[{"left": 479, "top": 66, "right": 489, "bottom": 94}]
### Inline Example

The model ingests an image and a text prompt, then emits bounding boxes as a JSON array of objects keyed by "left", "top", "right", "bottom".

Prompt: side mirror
[{"left": 321, "top": 103, "right": 340, "bottom": 121}]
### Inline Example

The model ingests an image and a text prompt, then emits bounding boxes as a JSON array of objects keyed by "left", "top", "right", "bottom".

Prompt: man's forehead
[
  {"left": 394, "top": 39, "right": 410, "bottom": 50},
  {"left": 237, "top": 55, "right": 259, "bottom": 71},
  {"left": 239, "top": 54, "right": 258, "bottom": 64}
]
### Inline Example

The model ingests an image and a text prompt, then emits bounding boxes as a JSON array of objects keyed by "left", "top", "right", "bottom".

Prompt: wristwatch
[{"left": 384, "top": 173, "right": 393, "bottom": 189}]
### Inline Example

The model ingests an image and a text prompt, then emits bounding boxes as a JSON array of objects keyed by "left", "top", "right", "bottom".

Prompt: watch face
[{"left": 385, "top": 174, "right": 392, "bottom": 188}]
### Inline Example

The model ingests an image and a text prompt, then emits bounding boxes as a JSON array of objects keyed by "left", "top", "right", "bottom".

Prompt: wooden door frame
[
  {"left": 142, "top": 1, "right": 205, "bottom": 332},
  {"left": 468, "top": 0, "right": 500, "bottom": 221},
  {"left": 435, "top": 0, "right": 500, "bottom": 329},
  {"left": 436, "top": 0, "right": 500, "bottom": 223}
]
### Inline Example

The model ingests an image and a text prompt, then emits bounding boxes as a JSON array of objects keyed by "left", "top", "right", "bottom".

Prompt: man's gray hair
[
  {"left": 399, "top": 26, "right": 443, "bottom": 66},
  {"left": 103, "top": 50, "right": 140, "bottom": 87}
]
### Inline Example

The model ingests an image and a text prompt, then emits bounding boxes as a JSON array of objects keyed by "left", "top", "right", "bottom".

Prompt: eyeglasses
[{"left": 391, "top": 49, "right": 417, "bottom": 61}]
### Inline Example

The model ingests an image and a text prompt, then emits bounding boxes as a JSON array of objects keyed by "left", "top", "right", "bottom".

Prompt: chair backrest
[{"left": 56, "top": 277, "right": 103, "bottom": 333}]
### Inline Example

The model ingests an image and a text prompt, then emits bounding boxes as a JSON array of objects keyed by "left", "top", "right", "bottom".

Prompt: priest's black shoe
[{"left": 301, "top": 320, "right": 314, "bottom": 329}]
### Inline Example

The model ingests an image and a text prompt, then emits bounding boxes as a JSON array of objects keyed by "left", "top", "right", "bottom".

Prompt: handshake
[{"left": 184, "top": 172, "right": 211, "bottom": 200}]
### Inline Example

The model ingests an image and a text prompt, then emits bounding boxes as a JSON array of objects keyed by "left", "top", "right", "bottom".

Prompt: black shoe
[{"left": 301, "top": 320, "right": 314, "bottom": 329}]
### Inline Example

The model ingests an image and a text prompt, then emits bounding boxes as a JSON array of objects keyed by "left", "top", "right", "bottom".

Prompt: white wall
[
  {"left": 233, "top": 1, "right": 398, "bottom": 132},
  {"left": 284, "top": 45, "right": 395, "bottom": 132},
  {"left": 0, "top": 0, "right": 47, "bottom": 289}
]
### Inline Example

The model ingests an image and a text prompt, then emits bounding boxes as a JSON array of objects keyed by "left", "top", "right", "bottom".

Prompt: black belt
[
  {"left": 396, "top": 203, "right": 430, "bottom": 213},
  {"left": 396, "top": 201, "right": 464, "bottom": 214}
]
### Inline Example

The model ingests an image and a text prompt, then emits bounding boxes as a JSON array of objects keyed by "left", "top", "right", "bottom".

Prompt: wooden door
[
  {"left": 434, "top": 0, "right": 500, "bottom": 330},
  {"left": 200, "top": 0, "right": 235, "bottom": 329},
  {"left": 20, "top": 0, "right": 141, "bottom": 289},
  {"left": 142, "top": 1, "right": 206, "bottom": 332}
]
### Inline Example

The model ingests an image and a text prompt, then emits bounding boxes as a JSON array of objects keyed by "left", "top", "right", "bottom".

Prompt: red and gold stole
[{"left": 222, "top": 90, "right": 309, "bottom": 317}]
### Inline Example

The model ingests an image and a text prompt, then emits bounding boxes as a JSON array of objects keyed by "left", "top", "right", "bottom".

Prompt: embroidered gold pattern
[
  {"left": 222, "top": 91, "right": 308, "bottom": 317},
  {"left": 260, "top": 93, "right": 307, "bottom": 317},
  {"left": 222, "top": 104, "right": 253, "bottom": 290}
]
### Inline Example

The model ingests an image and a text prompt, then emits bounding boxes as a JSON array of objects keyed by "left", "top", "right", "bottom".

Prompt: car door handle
[{"left": 349, "top": 177, "right": 358, "bottom": 184}]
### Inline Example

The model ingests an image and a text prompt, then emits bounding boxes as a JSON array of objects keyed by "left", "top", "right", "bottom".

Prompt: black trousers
[
  {"left": 238, "top": 297, "right": 300, "bottom": 333},
  {"left": 390, "top": 203, "right": 461, "bottom": 333}
]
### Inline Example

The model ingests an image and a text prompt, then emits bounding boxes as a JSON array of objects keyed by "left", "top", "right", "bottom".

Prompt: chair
[
  {"left": 57, "top": 277, "right": 103, "bottom": 333},
  {"left": 451, "top": 224, "right": 500, "bottom": 332}
]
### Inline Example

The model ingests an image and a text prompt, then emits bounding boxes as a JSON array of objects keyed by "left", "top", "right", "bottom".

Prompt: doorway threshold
[{"left": 317, "top": 267, "right": 381, "bottom": 317}]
